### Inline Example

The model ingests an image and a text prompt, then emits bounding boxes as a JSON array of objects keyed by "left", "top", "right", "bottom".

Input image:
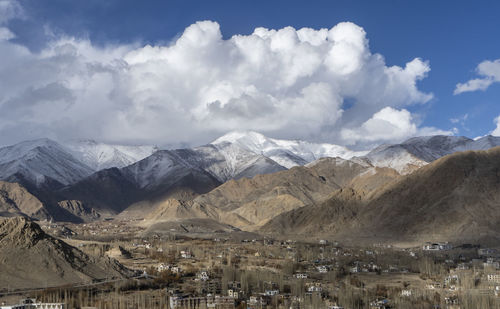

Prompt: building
[
  {"left": 423, "top": 242, "right": 452, "bottom": 251},
  {"left": 294, "top": 273, "right": 308, "bottom": 279},
  {"left": 487, "top": 274, "right": 500, "bottom": 283},
  {"left": 264, "top": 290, "right": 279, "bottom": 296},
  {"left": 197, "top": 271, "right": 209, "bottom": 281},
  {"left": 317, "top": 265, "right": 328, "bottom": 273},
  {"left": 169, "top": 294, "right": 234, "bottom": 309},
  {"left": 401, "top": 290, "right": 412, "bottom": 296},
  {"left": 0, "top": 299, "right": 64, "bottom": 309},
  {"left": 180, "top": 250, "right": 192, "bottom": 259}
]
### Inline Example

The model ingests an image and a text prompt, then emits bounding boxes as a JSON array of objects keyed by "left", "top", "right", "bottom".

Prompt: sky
[{"left": 1, "top": 0, "right": 500, "bottom": 149}]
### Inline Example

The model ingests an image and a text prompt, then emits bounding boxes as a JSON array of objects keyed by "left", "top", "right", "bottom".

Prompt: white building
[
  {"left": 265, "top": 290, "right": 279, "bottom": 296},
  {"left": 0, "top": 299, "right": 64, "bottom": 309},
  {"left": 197, "top": 271, "right": 209, "bottom": 281},
  {"left": 487, "top": 274, "right": 500, "bottom": 283},
  {"left": 317, "top": 266, "right": 328, "bottom": 273},
  {"left": 401, "top": 290, "right": 412, "bottom": 296}
]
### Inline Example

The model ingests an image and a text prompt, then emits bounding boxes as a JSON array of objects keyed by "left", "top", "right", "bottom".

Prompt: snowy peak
[
  {"left": 66, "top": 140, "right": 157, "bottom": 170},
  {"left": 0, "top": 139, "right": 94, "bottom": 187},
  {"left": 365, "top": 135, "right": 500, "bottom": 174},
  {"left": 212, "top": 130, "right": 368, "bottom": 168},
  {"left": 169, "top": 143, "right": 286, "bottom": 183}
]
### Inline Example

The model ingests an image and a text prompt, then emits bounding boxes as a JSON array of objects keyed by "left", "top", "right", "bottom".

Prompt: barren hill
[
  {"left": 0, "top": 217, "right": 131, "bottom": 289},
  {"left": 144, "top": 158, "right": 399, "bottom": 231},
  {"left": 0, "top": 181, "right": 49, "bottom": 220},
  {"left": 262, "top": 147, "right": 500, "bottom": 245}
]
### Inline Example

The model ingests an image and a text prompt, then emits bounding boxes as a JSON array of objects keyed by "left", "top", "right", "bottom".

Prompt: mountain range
[{"left": 1, "top": 131, "right": 500, "bottom": 245}]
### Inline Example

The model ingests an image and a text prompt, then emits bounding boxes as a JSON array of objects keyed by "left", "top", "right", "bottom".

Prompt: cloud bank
[
  {"left": 455, "top": 59, "right": 500, "bottom": 95},
  {"left": 0, "top": 16, "right": 444, "bottom": 147}
]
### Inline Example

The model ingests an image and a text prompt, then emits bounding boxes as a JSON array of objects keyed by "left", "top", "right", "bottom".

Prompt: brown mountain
[
  {"left": 0, "top": 181, "right": 50, "bottom": 220},
  {"left": 0, "top": 217, "right": 131, "bottom": 289},
  {"left": 262, "top": 147, "right": 500, "bottom": 245},
  {"left": 144, "top": 158, "right": 399, "bottom": 231}
]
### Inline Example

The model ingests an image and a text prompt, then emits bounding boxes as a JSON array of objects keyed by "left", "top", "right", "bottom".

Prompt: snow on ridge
[
  {"left": 66, "top": 140, "right": 157, "bottom": 171},
  {"left": 212, "top": 130, "right": 369, "bottom": 168}
]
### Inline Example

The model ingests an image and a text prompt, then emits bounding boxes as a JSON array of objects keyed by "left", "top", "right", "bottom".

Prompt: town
[{"left": 1, "top": 220, "right": 499, "bottom": 309}]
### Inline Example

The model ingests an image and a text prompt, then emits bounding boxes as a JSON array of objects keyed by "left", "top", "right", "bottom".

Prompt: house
[
  {"left": 401, "top": 290, "right": 412, "bottom": 296},
  {"left": 487, "top": 274, "right": 500, "bottom": 283},
  {"left": 157, "top": 263, "right": 170, "bottom": 272},
  {"left": 197, "top": 271, "right": 209, "bottom": 281},
  {"left": 484, "top": 258, "right": 500, "bottom": 269},
  {"left": 294, "top": 273, "right": 308, "bottom": 279},
  {"left": 350, "top": 265, "right": 361, "bottom": 273},
  {"left": 423, "top": 242, "right": 452, "bottom": 251},
  {"left": 479, "top": 248, "right": 498, "bottom": 257},
  {"left": 180, "top": 250, "right": 192, "bottom": 258},
  {"left": 317, "top": 265, "right": 328, "bottom": 273},
  {"left": 444, "top": 274, "right": 459, "bottom": 286},
  {"left": 265, "top": 290, "right": 279, "bottom": 296},
  {"left": 307, "top": 285, "right": 322, "bottom": 292},
  {"left": 228, "top": 289, "right": 243, "bottom": 300}
]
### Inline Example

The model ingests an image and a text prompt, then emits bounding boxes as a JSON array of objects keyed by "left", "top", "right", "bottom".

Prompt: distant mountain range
[{"left": 1, "top": 131, "right": 500, "bottom": 237}]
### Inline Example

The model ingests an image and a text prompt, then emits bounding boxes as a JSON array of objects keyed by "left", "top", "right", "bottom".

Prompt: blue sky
[{"left": 1, "top": 0, "right": 500, "bottom": 147}]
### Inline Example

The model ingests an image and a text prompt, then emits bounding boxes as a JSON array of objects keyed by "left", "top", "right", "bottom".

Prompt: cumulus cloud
[
  {"left": 0, "top": 19, "right": 438, "bottom": 147},
  {"left": 454, "top": 59, "right": 500, "bottom": 94},
  {"left": 340, "top": 107, "right": 452, "bottom": 144},
  {"left": 491, "top": 115, "right": 500, "bottom": 136}
]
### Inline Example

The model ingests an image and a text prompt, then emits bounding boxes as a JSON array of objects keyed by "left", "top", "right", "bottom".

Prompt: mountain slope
[
  {"left": 171, "top": 142, "right": 286, "bottom": 182},
  {"left": 365, "top": 135, "right": 500, "bottom": 174},
  {"left": 146, "top": 157, "right": 398, "bottom": 231},
  {"left": 0, "top": 217, "right": 131, "bottom": 289},
  {"left": 0, "top": 181, "right": 49, "bottom": 220},
  {"left": 66, "top": 140, "right": 157, "bottom": 170},
  {"left": 59, "top": 150, "right": 222, "bottom": 215},
  {"left": 359, "top": 146, "right": 500, "bottom": 243},
  {"left": 0, "top": 139, "right": 94, "bottom": 188},
  {"left": 262, "top": 147, "right": 500, "bottom": 244}
]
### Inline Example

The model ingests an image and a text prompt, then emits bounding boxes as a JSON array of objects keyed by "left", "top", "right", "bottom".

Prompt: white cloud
[
  {"left": 0, "top": 26, "right": 13, "bottom": 40},
  {"left": 454, "top": 59, "right": 500, "bottom": 94},
  {"left": 341, "top": 107, "right": 452, "bottom": 144},
  {"left": 491, "top": 115, "right": 500, "bottom": 136},
  {"left": 0, "top": 0, "right": 23, "bottom": 24},
  {"left": 0, "top": 20, "right": 437, "bottom": 147}
]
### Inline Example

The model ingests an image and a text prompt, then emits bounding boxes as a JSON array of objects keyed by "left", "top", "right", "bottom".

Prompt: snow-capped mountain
[
  {"left": 212, "top": 131, "right": 368, "bottom": 168},
  {"left": 365, "top": 135, "right": 500, "bottom": 174},
  {"left": 66, "top": 140, "right": 157, "bottom": 171},
  {"left": 0, "top": 139, "right": 94, "bottom": 187},
  {"left": 171, "top": 142, "right": 286, "bottom": 182},
  {"left": 122, "top": 150, "right": 221, "bottom": 190}
]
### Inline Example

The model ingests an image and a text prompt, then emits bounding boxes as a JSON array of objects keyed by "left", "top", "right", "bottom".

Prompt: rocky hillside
[
  {"left": 0, "top": 217, "right": 131, "bottom": 289},
  {"left": 0, "top": 181, "right": 49, "bottom": 220},
  {"left": 144, "top": 157, "right": 399, "bottom": 231},
  {"left": 262, "top": 147, "right": 500, "bottom": 245}
]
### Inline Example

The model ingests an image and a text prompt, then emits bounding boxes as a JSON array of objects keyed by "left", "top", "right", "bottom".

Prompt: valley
[{"left": 1, "top": 132, "right": 500, "bottom": 308}]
